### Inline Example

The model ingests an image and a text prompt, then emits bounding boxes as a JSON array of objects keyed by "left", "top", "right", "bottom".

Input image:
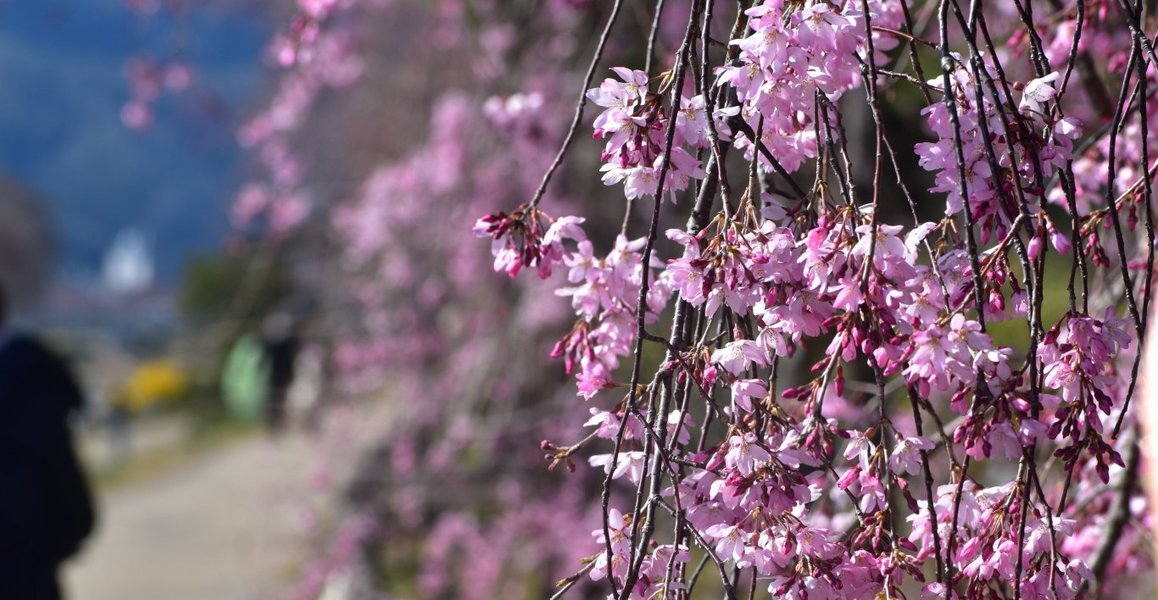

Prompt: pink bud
[
  {"left": 702, "top": 365, "right": 718, "bottom": 386},
  {"left": 836, "top": 466, "right": 860, "bottom": 490},
  {"left": 705, "top": 449, "right": 725, "bottom": 471},
  {"left": 1050, "top": 229, "right": 1072, "bottom": 254},
  {"left": 1027, "top": 233, "right": 1043, "bottom": 260}
]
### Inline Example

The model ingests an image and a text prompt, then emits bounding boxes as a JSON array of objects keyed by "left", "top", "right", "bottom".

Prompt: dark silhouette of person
[
  {"left": 0, "top": 288, "right": 96, "bottom": 599},
  {"left": 262, "top": 314, "right": 300, "bottom": 434}
]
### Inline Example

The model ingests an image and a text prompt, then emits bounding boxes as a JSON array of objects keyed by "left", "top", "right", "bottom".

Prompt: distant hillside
[{"left": 0, "top": 0, "right": 269, "bottom": 282}]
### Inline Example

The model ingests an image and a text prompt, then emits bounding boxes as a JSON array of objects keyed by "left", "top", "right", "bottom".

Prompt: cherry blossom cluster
[
  {"left": 480, "top": 1, "right": 1156, "bottom": 598},
  {"left": 588, "top": 68, "right": 707, "bottom": 200},
  {"left": 915, "top": 63, "right": 1082, "bottom": 244},
  {"left": 909, "top": 481, "right": 1089, "bottom": 599},
  {"left": 474, "top": 206, "right": 673, "bottom": 401},
  {"left": 1041, "top": 311, "right": 1132, "bottom": 481},
  {"left": 718, "top": 0, "right": 902, "bottom": 173}
]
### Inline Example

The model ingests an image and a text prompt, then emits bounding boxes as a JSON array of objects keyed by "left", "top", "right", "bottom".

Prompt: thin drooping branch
[
  {"left": 605, "top": 3, "right": 706, "bottom": 598},
  {"left": 529, "top": 0, "right": 625, "bottom": 208}
]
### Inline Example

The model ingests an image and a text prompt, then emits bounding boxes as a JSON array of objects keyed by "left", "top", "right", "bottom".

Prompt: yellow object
[{"left": 120, "top": 360, "right": 189, "bottom": 412}]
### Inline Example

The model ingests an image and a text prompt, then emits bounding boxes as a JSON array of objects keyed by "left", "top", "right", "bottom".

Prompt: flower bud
[{"left": 1027, "top": 233, "right": 1043, "bottom": 260}]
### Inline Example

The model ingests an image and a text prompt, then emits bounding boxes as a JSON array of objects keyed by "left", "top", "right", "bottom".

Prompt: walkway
[{"left": 66, "top": 433, "right": 321, "bottom": 600}]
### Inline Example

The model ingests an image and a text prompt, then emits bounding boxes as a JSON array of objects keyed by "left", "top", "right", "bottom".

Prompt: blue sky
[{"left": 0, "top": 0, "right": 269, "bottom": 282}]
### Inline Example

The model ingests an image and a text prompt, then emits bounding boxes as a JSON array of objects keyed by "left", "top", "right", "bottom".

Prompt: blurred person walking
[
  {"left": 261, "top": 313, "right": 300, "bottom": 434},
  {"left": 288, "top": 341, "right": 332, "bottom": 434},
  {"left": 221, "top": 333, "right": 268, "bottom": 423},
  {"left": 0, "top": 287, "right": 96, "bottom": 599}
]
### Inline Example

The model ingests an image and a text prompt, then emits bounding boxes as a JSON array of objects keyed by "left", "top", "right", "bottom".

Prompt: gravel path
[{"left": 65, "top": 434, "right": 319, "bottom": 600}]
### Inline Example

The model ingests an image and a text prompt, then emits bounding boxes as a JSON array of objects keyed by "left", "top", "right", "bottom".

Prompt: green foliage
[{"left": 179, "top": 250, "right": 290, "bottom": 323}]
